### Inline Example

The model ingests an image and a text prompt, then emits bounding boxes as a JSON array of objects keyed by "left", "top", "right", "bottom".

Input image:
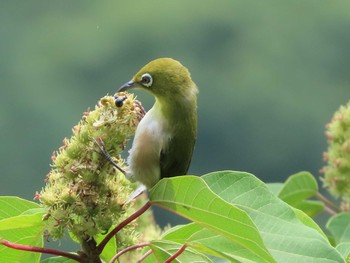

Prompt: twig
[
  {"left": 97, "top": 201, "right": 152, "bottom": 254},
  {"left": 324, "top": 206, "right": 337, "bottom": 216},
  {"left": 110, "top": 242, "right": 149, "bottom": 263},
  {"left": 164, "top": 244, "right": 187, "bottom": 263},
  {"left": 316, "top": 192, "right": 340, "bottom": 213},
  {"left": 0, "top": 239, "right": 81, "bottom": 262},
  {"left": 137, "top": 249, "right": 153, "bottom": 263}
]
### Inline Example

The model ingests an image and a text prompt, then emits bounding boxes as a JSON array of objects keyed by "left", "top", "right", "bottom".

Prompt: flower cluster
[
  {"left": 321, "top": 101, "right": 350, "bottom": 207},
  {"left": 39, "top": 92, "right": 144, "bottom": 242}
]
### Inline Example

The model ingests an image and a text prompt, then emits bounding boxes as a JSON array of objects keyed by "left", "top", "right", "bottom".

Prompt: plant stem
[
  {"left": 164, "top": 244, "right": 187, "bottom": 263},
  {"left": 110, "top": 242, "right": 149, "bottom": 263},
  {"left": 137, "top": 249, "right": 153, "bottom": 263},
  {"left": 316, "top": 192, "right": 340, "bottom": 213},
  {"left": 324, "top": 206, "right": 337, "bottom": 216},
  {"left": 81, "top": 238, "right": 102, "bottom": 263},
  {"left": 97, "top": 201, "right": 152, "bottom": 254},
  {"left": 0, "top": 239, "right": 81, "bottom": 262}
]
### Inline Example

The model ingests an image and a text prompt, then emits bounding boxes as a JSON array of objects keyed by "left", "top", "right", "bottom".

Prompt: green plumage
[{"left": 159, "top": 95, "right": 197, "bottom": 179}]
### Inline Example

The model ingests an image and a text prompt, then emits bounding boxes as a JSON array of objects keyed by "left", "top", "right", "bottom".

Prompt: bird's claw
[{"left": 93, "top": 137, "right": 126, "bottom": 175}]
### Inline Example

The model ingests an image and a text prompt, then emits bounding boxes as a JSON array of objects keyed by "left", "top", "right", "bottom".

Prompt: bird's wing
[{"left": 159, "top": 126, "right": 196, "bottom": 178}]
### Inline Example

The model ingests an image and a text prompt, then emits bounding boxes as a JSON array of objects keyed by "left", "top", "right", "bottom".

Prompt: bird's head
[{"left": 119, "top": 58, "right": 198, "bottom": 100}]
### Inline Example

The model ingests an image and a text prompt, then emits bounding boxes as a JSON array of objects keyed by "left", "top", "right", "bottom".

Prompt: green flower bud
[{"left": 321, "top": 101, "right": 350, "bottom": 206}]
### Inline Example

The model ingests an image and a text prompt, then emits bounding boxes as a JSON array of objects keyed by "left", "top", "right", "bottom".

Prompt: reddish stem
[
  {"left": 97, "top": 201, "right": 152, "bottom": 254},
  {"left": 137, "top": 249, "right": 153, "bottom": 263},
  {"left": 164, "top": 244, "right": 187, "bottom": 263},
  {"left": 316, "top": 192, "right": 340, "bottom": 213},
  {"left": 110, "top": 242, "right": 149, "bottom": 263},
  {"left": 0, "top": 239, "right": 81, "bottom": 262}
]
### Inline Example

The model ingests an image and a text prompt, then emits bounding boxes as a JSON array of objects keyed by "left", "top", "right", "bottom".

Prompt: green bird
[{"left": 118, "top": 58, "right": 198, "bottom": 189}]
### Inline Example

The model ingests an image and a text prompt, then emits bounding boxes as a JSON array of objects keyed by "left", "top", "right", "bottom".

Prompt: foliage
[
  {"left": 1, "top": 170, "right": 350, "bottom": 262},
  {"left": 0, "top": 197, "right": 44, "bottom": 263},
  {"left": 1, "top": 99, "right": 350, "bottom": 262}
]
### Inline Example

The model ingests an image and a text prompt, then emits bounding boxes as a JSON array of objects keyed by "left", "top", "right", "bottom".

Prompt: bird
[{"left": 118, "top": 58, "right": 198, "bottom": 189}]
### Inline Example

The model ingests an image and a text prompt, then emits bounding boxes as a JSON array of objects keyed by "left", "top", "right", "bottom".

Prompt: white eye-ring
[{"left": 140, "top": 73, "right": 153, "bottom": 88}]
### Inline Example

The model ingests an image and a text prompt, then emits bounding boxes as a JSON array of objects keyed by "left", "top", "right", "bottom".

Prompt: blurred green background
[{"left": 1, "top": 0, "right": 350, "bottom": 227}]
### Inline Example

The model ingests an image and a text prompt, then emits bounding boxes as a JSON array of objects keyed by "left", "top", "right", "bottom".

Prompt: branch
[
  {"left": 0, "top": 239, "right": 81, "bottom": 262},
  {"left": 97, "top": 201, "right": 152, "bottom": 254},
  {"left": 110, "top": 242, "right": 149, "bottom": 263},
  {"left": 137, "top": 249, "right": 153, "bottom": 263},
  {"left": 164, "top": 244, "right": 187, "bottom": 263},
  {"left": 81, "top": 238, "right": 102, "bottom": 263},
  {"left": 324, "top": 206, "right": 337, "bottom": 216},
  {"left": 316, "top": 192, "right": 340, "bottom": 214}
]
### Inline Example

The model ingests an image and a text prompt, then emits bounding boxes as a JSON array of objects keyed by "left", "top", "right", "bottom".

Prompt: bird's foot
[{"left": 93, "top": 137, "right": 126, "bottom": 175}]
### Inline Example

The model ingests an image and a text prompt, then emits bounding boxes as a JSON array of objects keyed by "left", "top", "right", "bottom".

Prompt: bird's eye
[{"left": 140, "top": 73, "right": 153, "bottom": 88}]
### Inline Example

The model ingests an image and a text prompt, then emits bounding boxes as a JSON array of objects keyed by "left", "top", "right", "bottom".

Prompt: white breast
[{"left": 126, "top": 106, "right": 171, "bottom": 188}]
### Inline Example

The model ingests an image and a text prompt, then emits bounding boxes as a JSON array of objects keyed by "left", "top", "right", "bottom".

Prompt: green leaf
[
  {"left": 0, "top": 197, "right": 44, "bottom": 263},
  {"left": 0, "top": 196, "right": 40, "bottom": 220},
  {"left": 267, "top": 174, "right": 324, "bottom": 217},
  {"left": 292, "top": 207, "right": 328, "bottom": 240},
  {"left": 202, "top": 171, "right": 343, "bottom": 263},
  {"left": 335, "top": 243, "right": 350, "bottom": 260},
  {"left": 143, "top": 240, "right": 212, "bottom": 263},
  {"left": 150, "top": 175, "right": 275, "bottom": 263},
  {"left": 21, "top": 208, "right": 46, "bottom": 216},
  {"left": 0, "top": 212, "right": 45, "bottom": 231},
  {"left": 293, "top": 199, "right": 324, "bottom": 217},
  {"left": 163, "top": 223, "right": 260, "bottom": 262},
  {"left": 0, "top": 212, "right": 44, "bottom": 263},
  {"left": 266, "top": 183, "right": 284, "bottom": 196},
  {"left": 95, "top": 230, "right": 116, "bottom": 262},
  {"left": 161, "top": 223, "right": 201, "bottom": 241},
  {"left": 326, "top": 213, "right": 350, "bottom": 245},
  {"left": 278, "top": 171, "right": 320, "bottom": 207}
]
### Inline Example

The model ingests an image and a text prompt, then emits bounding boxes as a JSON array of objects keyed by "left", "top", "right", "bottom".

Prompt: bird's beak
[{"left": 118, "top": 80, "right": 137, "bottom": 92}]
